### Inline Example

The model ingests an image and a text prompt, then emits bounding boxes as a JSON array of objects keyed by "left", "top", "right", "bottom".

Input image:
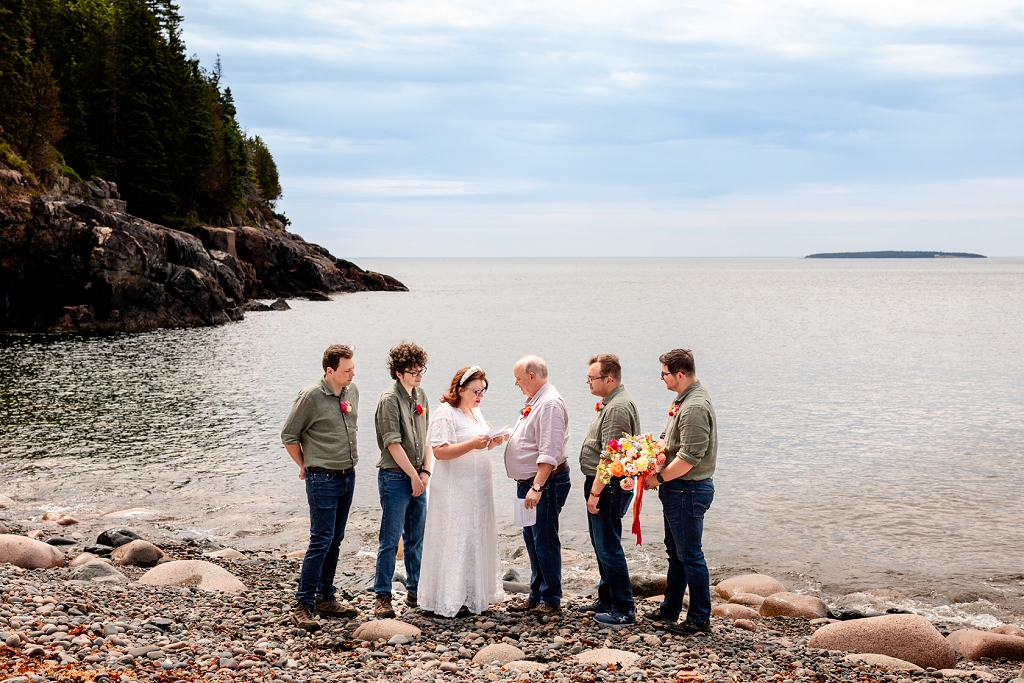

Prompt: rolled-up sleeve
[
  {"left": 281, "top": 393, "right": 310, "bottom": 446},
  {"left": 533, "top": 401, "right": 567, "bottom": 467},
  {"left": 375, "top": 394, "right": 404, "bottom": 448},
  {"left": 675, "top": 406, "right": 711, "bottom": 467}
]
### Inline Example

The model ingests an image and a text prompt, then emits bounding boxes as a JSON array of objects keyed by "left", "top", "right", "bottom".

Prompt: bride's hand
[{"left": 471, "top": 434, "right": 490, "bottom": 450}]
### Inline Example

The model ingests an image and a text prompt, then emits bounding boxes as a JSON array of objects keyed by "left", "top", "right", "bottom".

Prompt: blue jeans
[
  {"left": 584, "top": 475, "right": 635, "bottom": 614},
  {"left": 659, "top": 477, "right": 714, "bottom": 624},
  {"left": 517, "top": 467, "right": 571, "bottom": 607},
  {"left": 374, "top": 469, "right": 427, "bottom": 597},
  {"left": 296, "top": 469, "right": 356, "bottom": 607}
]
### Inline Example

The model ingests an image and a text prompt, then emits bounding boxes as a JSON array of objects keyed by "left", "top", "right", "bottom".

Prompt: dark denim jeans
[
  {"left": 584, "top": 475, "right": 635, "bottom": 615},
  {"left": 374, "top": 468, "right": 427, "bottom": 597},
  {"left": 517, "top": 467, "right": 571, "bottom": 607},
  {"left": 296, "top": 469, "right": 356, "bottom": 607},
  {"left": 659, "top": 477, "right": 714, "bottom": 624}
]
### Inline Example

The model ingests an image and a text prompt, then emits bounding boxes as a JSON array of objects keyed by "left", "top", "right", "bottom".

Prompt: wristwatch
[
  {"left": 530, "top": 482, "right": 543, "bottom": 493},
  {"left": 656, "top": 473, "right": 666, "bottom": 485}
]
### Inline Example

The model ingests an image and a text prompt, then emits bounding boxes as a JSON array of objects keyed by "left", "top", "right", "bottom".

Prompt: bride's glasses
[{"left": 470, "top": 388, "right": 487, "bottom": 397}]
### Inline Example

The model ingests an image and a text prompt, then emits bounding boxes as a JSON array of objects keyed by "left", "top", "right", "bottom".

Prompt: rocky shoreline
[
  {"left": 2, "top": 500, "right": 1024, "bottom": 683},
  {"left": 0, "top": 172, "right": 406, "bottom": 333}
]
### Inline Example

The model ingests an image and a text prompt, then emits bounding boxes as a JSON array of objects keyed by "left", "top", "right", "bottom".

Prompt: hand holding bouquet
[{"left": 597, "top": 434, "right": 667, "bottom": 544}]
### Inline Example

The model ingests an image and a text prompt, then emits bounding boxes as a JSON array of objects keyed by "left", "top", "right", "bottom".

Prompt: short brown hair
[
  {"left": 588, "top": 354, "right": 621, "bottom": 381},
  {"left": 659, "top": 348, "right": 695, "bottom": 376},
  {"left": 387, "top": 342, "right": 428, "bottom": 380},
  {"left": 322, "top": 344, "right": 353, "bottom": 371},
  {"left": 441, "top": 366, "right": 488, "bottom": 407}
]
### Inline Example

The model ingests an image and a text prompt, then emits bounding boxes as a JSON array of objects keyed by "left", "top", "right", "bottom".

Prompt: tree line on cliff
[{"left": 0, "top": 0, "right": 283, "bottom": 227}]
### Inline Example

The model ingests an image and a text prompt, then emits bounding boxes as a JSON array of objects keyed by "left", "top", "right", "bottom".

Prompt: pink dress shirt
[{"left": 504, "top": 382, "right": 569, "bottom": 480}]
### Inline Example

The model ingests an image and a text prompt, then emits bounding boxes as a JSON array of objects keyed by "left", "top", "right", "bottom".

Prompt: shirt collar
[
  {"left": 395, "top": 380, "right": 414, "bottom": 400},
  {"left": 320, "top": 378, "right": 346, "bottom": 397},
  {"left": 674, "top": 379, "right": 701, "bottom": 404},
  {"left": 526, "top": 381, "right": 551, "bottom": 406},
  {"left": 603, "top": 384, "right": 624, "bottom": 404}
]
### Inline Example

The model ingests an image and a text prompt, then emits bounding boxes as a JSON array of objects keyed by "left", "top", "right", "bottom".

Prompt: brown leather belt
[
  {"left": 385, "top": 466, "right": 425, "bottom": 473},
  {"left": 305, "top": 466, "right": 354, "bottom": 475},
  {"left": 516, "top": 461, "right": 567, "bottom": 485}
]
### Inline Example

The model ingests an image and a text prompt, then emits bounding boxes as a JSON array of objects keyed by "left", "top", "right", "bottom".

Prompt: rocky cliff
[{"left": 0, "top": 170, "right": 406, "bottom": 333}]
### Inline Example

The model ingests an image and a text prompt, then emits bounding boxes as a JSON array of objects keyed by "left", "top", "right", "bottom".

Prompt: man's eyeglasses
[
  {"left": 585, "top": 375, "right": 608, "bottom": 384},
  {"left": 404, "top": 367, "right": 427, "bottom": 378},
  {"left": 660, "top": 371, "right": 674, "bottom": 379}
]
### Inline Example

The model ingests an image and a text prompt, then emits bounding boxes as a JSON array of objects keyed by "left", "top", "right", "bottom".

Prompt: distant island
[{"left": 806, "top": 251, "right": 986, "bottom": 259}]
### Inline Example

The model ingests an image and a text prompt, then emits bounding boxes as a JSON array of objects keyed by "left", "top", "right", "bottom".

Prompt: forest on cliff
[{"left": 0, "top": 0, "right": 282, "bottom": 227}]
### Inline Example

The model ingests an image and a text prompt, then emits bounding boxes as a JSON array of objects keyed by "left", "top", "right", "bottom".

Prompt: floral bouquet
[{"left": 597, "top": 434, "right": 666, "bottom": 545}]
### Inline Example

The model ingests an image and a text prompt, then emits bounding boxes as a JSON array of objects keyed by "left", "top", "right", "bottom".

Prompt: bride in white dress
[{"left": 418, "top": 365, "right": 507, "bottom": 617}]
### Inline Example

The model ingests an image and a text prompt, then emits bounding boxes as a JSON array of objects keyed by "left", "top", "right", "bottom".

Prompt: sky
[{"left": 177, "top": 0, "right": 1024, "bottom": 257}]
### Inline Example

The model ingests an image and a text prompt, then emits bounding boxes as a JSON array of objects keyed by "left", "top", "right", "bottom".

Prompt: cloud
[{"left": 176, "top": 0, "right": 1024, "bottom": 256}]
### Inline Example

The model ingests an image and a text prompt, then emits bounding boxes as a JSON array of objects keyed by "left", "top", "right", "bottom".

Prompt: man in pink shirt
[{"left": 504, "top": 355, "right": 571, "bottom": 617}]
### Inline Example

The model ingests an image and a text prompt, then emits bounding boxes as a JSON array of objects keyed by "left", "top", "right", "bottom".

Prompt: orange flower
[{"left": 610, "top": 461, "right": 625, "bottom": 477}]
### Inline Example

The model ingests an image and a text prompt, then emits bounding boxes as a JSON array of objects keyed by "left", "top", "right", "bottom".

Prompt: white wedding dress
[{"left": 418, "top": 402, "right": 504, "bottom": 616}]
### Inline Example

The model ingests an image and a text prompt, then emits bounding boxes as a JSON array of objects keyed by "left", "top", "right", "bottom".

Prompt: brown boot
[
  {"left": 291, "top": 602, "right": 321, "bottom": 631},
  {"left": 374, "top": 595, "right": 396, "bottom": 619},
  {"left": 315, "top": 599, "right": 359, "bottom": 619}
]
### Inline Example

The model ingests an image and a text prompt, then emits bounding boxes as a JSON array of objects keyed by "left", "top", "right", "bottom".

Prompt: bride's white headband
[{"left": 459, "top": 365, "right": 483, "bottom": 386}]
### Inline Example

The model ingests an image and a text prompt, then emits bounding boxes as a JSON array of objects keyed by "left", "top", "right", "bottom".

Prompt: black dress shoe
[{"left": 666, "top": 620, "right": 711, "bottom": 635}]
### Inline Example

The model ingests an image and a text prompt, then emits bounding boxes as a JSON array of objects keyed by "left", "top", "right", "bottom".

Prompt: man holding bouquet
[
  {"left": 579, "top": 354, "right": 640, "bottom": 626},
  {"left": 643, "top": 348, "right": 718, "bottom": 635}
]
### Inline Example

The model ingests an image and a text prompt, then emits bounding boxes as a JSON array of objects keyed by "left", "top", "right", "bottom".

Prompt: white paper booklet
[
  {"left": 485, "top": 424, "right": 509, "bottom": 439},
  {"left": 514, "top": 498, "right": 537, "bottom": 527}
]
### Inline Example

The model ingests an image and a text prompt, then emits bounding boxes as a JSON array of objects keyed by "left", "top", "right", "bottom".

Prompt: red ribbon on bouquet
[{"left": 631, "top": 483, "right": 645, "bottom": 545}]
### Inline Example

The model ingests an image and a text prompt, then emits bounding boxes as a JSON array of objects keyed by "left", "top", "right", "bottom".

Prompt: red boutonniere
[
  {"left": 595, "top": 401, "right": 604, "bottom": 412},
  {"left": 414, "top": 404, "right": 425, "bottom": 416},
  {"left": 339, "top": 400, "right": 352, "bottom": 414},
  {"left": 520, "top": 405, "right": 532, "bottom": 418},
  {"left": 669, "top": 404, "right": 680, "bottom": 417}
]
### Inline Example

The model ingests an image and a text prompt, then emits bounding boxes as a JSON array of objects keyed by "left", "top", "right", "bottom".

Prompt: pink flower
[
  {"left": 656, "top": 453, "right": 667, "bottom": 466},
  {"left": 607, "top": 439, "right": 620, "bottom": 451},
  {"left": 339, "top": 401, "right": 352, "bottom": 414},
  {"left": 414, "top": 404, "right": 424, "bottom": 416},
  {"left": 669, "top": 404, "right": 680, "bottom": 417},
  {"left": 594, "top": 401, "right": 604, "bottom": 412},
  {"left": 620, "top": 477, "right": 635, "bottom": 491}
]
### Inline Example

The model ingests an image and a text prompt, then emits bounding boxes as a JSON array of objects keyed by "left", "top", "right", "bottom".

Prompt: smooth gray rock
[{"left": 70, "top": 560, "right": 129, "bottom": 584}]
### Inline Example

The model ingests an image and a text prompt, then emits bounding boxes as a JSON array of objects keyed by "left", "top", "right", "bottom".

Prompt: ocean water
[{"left": 2, "top": 258, "right": 1023, "bottom": 625}]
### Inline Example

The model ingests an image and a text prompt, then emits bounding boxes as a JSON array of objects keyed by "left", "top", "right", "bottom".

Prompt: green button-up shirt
[
  {"left": 280, "top": 379, "right": 359, "bottom": 470},
  {"left": 375, "top": 380, "right": 430, "bottom": 470},
  {"left": 579, "top": 385, "right": 641, "bottom": 478},
  {"left": 661, "top": 380, "right": 718, "bottom": 481}
]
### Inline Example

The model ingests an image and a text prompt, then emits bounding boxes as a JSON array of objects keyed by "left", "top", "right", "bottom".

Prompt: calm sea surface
[{"left": 2, "top": 259, "right": 1023, "bottom": 624}]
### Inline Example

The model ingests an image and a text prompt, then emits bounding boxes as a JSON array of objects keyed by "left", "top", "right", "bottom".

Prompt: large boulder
[
  {"left": 110, "top": 540, "right": 165, "bottom": 567},
  {"left": 0, "top": 534, "right": 64, "bottom": 569},
  {"left": 138, "top": 560, "right": 246, "bottom": 592},
  {"left": 713, "top": 604, "right": 761, "bottom": 620},
  {"left": 729, "top": 592, "right": 766, "bottom": 608},
  {"left": 809, "top": 614, "right": 956, "bottom": 670},
  {"left": 992, "top": 625, "right": 1024, "bottom": 638},
  {"left": 759, "top": 592, "right": 829, "bottom": 619},
  {"left": 351, "top": 619, "right": 421, "bottom": 642},
  {"left": 946, "top": 629, "right": 1024, "bottom": 661},
  {"left": 473, "top": 644, "right": 527, "bottom": 665},
  {"left": 632, "top": 574, "right": 667, "bottom": 598},
  {"left": 715, "top": 574, "right": 786, "bottom": 599},
  {"left": 70, "top": 561, "right": 128, "bottom": 584},
  {"left": 97, "top": 528, "right": 143, "bottom": 548}
]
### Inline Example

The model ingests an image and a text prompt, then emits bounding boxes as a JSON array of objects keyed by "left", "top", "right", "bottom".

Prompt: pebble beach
[{"left": 3, "top": 504, "right": 1024, "bottom": 683}]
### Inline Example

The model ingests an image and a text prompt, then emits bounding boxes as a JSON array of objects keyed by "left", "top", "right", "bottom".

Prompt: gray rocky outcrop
[{"left": 1, "top": 176, "right": 406, "bottom": 332}]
